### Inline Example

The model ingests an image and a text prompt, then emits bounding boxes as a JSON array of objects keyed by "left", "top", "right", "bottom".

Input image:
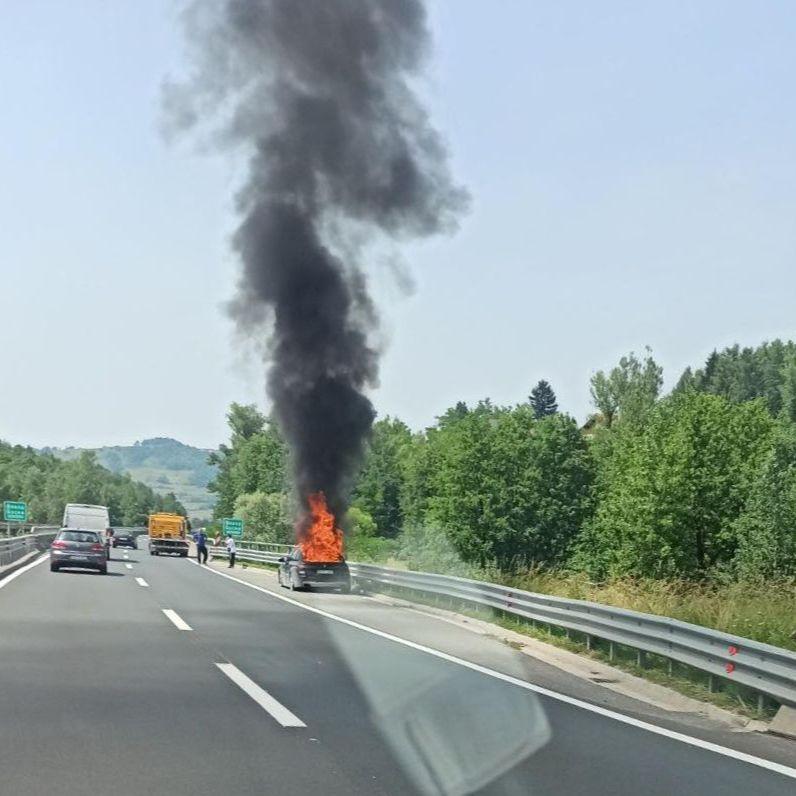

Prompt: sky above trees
[{"left": 2, "top": 1, "right": 796, "bottom": 448}]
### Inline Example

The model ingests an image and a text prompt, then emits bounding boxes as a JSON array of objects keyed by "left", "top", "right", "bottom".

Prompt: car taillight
[
  {"left": 91, "top": 543, "right": 105, "bottom": 552},
  {"left": 51, "top": 540, "right": 67, "bottom": 549}
]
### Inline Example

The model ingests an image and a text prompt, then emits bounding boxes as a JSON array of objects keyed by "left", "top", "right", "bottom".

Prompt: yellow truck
[{"left": 148, "top": 513, "right": 189, "bottom": 557}]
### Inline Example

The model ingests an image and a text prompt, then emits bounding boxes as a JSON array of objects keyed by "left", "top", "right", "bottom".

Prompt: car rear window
[{"left": 58, "top": 531, "right": 100, "bottom": 543}]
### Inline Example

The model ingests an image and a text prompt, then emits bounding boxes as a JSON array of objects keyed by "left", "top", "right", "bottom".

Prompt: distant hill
[{"left": 42, "top": 437, "right": 217, "bottom": 520}]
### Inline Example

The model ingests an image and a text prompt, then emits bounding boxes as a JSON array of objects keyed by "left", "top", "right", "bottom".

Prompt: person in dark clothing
[{"left": 194, "top": 528, "right": 208, "bottom": 565}]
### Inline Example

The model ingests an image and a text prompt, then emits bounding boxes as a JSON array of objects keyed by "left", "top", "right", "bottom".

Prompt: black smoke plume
[{"left": 166, "top": 0, "right": 466, "bottom": 524}]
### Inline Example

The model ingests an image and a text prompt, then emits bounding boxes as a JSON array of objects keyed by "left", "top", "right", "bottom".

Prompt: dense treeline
[
  {"left": 211, "top": 340, "right": 796, "bottom": 582},
  {"left": 0, "top": 443, "right": 185, "bottom": 526}
]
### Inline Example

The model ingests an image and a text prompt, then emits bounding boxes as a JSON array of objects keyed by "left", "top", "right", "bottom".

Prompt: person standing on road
[
  {"left": 194, "top": 527, "right": 208, "bottom": 565},
  {"left": 226, "top": 535, "right": 236, "bottom": 568}
]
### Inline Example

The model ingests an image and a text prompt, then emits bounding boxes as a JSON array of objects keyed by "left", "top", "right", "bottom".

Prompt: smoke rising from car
[{"left": 165, "top": 0, "right": 466, "bottom": 526}]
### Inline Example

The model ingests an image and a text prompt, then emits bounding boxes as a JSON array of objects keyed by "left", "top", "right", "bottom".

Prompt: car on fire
[{"left": 277, "top": 546, "right": 351, "bottom": 593}]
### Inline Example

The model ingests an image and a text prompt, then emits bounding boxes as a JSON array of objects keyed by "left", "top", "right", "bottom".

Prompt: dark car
[
  {"left": 277, "top": 546, "right": 351, "bottom": 593},
  {"left": 50, "top": 529, "right": 108, "bottom": 574},
  {"left": 112, "top": 531, "right": 137, "bottom": 549}
]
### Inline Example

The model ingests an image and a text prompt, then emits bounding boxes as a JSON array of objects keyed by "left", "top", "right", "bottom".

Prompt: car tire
[
  {"left": 50, "top": 563, "right": 59, "bottom": 573},
  {"left": 99, "top": 567, "right": 107, "bottom": 575}
]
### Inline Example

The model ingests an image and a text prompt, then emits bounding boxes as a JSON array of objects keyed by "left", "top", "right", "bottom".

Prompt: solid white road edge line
[
  {"left": 216, "top": 662, "right": 306, "bottom": 727},
  {"left": 135, "top": 577, "right": 149, "bottom": 588},
  {"left": 189, "top": 560, "right": 796, "bottom": 780},
  {"left": 162, "top": 608, "right": 193, "bottom": 631},
  {"left": 0, "top": 553, "right": 48, "bottom": 590},
  {"left": 125, "top": 563, "right": 133, "bottom": 570}
]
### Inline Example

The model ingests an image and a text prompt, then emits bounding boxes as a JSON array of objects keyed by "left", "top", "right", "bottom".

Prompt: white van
[
  {"left": 62, "top": 504, "right": 110, "bottom": 533},
  {"left": 62, "top": 504, "right": 111, "bottom": 555}
]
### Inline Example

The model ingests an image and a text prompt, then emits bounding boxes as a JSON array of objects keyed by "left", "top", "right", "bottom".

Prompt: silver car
[{"left": 50, "top": 529, "right": 108, "bottom": 574}]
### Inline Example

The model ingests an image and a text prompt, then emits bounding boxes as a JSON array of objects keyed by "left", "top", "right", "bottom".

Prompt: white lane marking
[
  {"left": 191, "top": 561, "right": 796, "bottom": 781},
  {"left": 0, "top": 553, "right": 48, "bottom": 590},
  {"left": 216, "top": 662, "right": 306, "bottom": 727},
  {"left": 162, "top": 609, "right": 193, "bottom": 631},
  {"left": 135, "top": 577, "right": 149, "bottom": 588},
  {"left": 123, "top": 554, "right": 129, "bottom": 560},
  {"left": 125, "top": 563, "right": 133, "bottom": 570}
]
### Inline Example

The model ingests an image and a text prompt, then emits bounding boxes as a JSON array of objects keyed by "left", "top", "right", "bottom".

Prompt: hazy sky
[{"left": 2, "top": 1, "right": 795, "bottom": 450}]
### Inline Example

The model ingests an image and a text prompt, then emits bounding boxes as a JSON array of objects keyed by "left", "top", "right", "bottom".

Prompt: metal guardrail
[
  {"left": 217, "top": 541, "right": 796, "bottom": 708},
  {"left": 207, "top": 541, "right": 289, "bottom": 563},
  {"left": 0, "top": 530, "right": 59, "bottom": 569},
  {"left": 2, "top": 524, "right": 60, "bottom": 538},
  {"left": 350, "top": 564, "right": 796, "bottom": 708}
]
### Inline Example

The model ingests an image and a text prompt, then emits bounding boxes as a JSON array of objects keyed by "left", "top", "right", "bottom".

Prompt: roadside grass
[{"left": 500, "top": 571, "right": 796, "bottom": 654}]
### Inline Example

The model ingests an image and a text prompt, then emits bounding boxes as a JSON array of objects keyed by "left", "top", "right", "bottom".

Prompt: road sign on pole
[
  {"left": 222, "top": 517, "right": 244, "bottom": 537},
  {"left": 3, "top": 501, "right": 27, "bottom": 523}
]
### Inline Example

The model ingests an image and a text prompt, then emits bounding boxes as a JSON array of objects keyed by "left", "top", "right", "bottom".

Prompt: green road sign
[
  {"left": 222, "top": 517, "right": 244, "bottom": 537},
  {"left": 3, "top": 501, "right": 27, "bottom": 522}
]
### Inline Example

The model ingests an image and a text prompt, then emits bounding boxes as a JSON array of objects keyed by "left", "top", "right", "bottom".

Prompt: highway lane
[
  {"left": 0, "top": 550, "right": 413, "bottom": 795},
  {"left": 0, "top": 548, "right": 793, "bottom": 795}
]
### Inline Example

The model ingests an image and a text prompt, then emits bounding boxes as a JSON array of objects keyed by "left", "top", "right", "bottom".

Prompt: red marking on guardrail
[
  {"left": 725, "top": 662, "right": 735, "bottom": 674},
  {"left": 728, "top": 645, "right": 739, "bottom": 656}
]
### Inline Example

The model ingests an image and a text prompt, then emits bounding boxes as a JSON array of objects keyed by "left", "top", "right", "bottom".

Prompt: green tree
[
  {"left": 679, "top": 340, "right": 796, "bottom": 415},
  {"left": 227, "top": 402, "right": 266, "bottom": 441},
  {"left": 353, "top": 418, "right": 412, "bottom": 538},
  {"left": 589, "top": 349, "right": 663, "bottom": 429},
  {"left": 0, "top": 442, "right": 184, "bottom": 525},
  {"left": 399, "top": 431, "right": 437, "bottom": 530},
  {"left": 576, "top": 393, "right": 774, "bottom": 578},
  {"left": 779, "top": 353, "right": 796, "bottom": 423},
  {"left": 233, "top": 490, "right": 293, "bottom": 544},
  {"left": 529, "top": 380, "right": 559, "bottom": 419},
  {"left": 672, "top": 366, "right": 696, "bottom": 395},
  {"left": 208, "top": 404, "right": 287, "bottom": 519},
  {"left": 733, "top": 422, "right": 796, "bottom": 579},
  {"left": 428, "top": 405, "right": 594, "bottom": 570}
]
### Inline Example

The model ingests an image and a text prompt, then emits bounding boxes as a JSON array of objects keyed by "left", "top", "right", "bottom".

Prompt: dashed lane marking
[{"left": 216, "top": 662, "right": 305, "bottom": 727}]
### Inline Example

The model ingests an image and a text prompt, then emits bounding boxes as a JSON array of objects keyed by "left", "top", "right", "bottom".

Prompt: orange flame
[{"left": 298, "top": 492, "right": 344, "bottom": 563}]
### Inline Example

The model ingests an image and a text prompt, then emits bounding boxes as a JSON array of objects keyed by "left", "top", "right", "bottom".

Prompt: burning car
[
  {"left": 277, "top": 546, "right": 351, "bottom": 593},
  {"left": 277, "top": 492, "right": 351, "bottom": 593}
]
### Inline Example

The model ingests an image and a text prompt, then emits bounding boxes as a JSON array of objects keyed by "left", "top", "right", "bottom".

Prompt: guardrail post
[
  {"left": 757, "top": 692, "right": 765, "bottom": 713},
  {"left": 609, "top": 641, "right": 615, "bottom": 661},
  {"left": 636, "top": 650, "right": 646, "bottom": 669},
  {"left": 708, "top": 674, "right": 716, "bottom": 693},
  {"left": 585, "top": 634, "right": 592, "bottom": 651}
]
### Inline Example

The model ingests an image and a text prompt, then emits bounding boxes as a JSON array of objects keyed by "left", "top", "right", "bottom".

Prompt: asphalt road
[{"left": 0, "top": 547, "right": 793, "bottom": 795}]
